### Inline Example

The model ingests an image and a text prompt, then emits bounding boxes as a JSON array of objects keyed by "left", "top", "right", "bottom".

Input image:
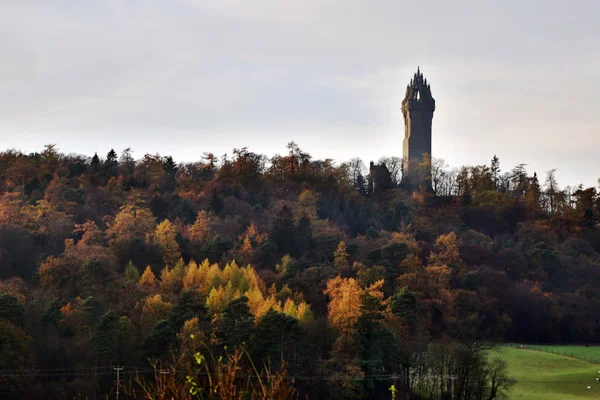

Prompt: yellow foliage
[
  {"left": 153, "top": 219, "right": 181, "bottom": 267},
  {"left": 21, "top": 200, "right": 72, "bottom": 237},
  {"left": 159, "top": 263, "right": 186, "bottom": 295},
  {"left": 295, "top": 301, "right": 313, "bottom": 321},
  {"left": 283, "top": 298, "right": 297, "bottom": 316},
  {"left": 38, "top": 256, "right": 59, "bottom": 290},
  {"left": 182, "top": 260, "right": 200, "bottom": 290},
  {"left": 140, "top": 294, "right": 172, "bottom": 337},
  {"left": 107, "top": 202, "right": 156, "bottom": 242},
  {"left": 189, "top": 211, "right": 212, "bottom": 243},
  {"left": 245, "top": 286, "right": 266, "bottom": 317},
  {"left": 206, "top": 286, "right": 229, "bottom": 313},
  {"left": 429, "top": 232, "right": 463, "bottom": 270},
  {"left": 139, "top": 266, "right": 157, "bottom": 292},
  {"left": 180, "top": 258, "right": 312, "bottom": 322},
  {"left": 325, "top": 276, "right": 364, "bottom": 335},
  {"left": 73, "top": 220, "right": 104, "bottom": 246},
  {"left": 0, "top": 193, "right": 22, "bottom": 226},
  {"left": 297, "top": 189, "right": 319, "bottom": 222}
]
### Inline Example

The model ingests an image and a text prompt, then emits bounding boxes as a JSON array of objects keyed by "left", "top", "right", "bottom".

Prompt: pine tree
[
  {"left": 333, "top": 241, "right": 350, "bottom": 272},
  {"left": 271, "top": 205, "right": 297, "bottom": 256},
  {"left": 124, "top": 260, "right": 140, "bottom": 284},
  {"left": 216, "top": 296, "right": 254, "bottom": 349},
  {"left": 139, "top": 266, "right": 157, "bottom": 292},
  {"left": 153, "top": 220, "right": 181, "bottom": 267},
  {"left": 91, "top": 153, "right": 100, "bottom": 170}
]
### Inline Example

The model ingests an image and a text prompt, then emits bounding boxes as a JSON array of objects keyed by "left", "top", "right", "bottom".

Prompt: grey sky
[{"left": 2, "top": 0, "right": 599, "bottom": 187}]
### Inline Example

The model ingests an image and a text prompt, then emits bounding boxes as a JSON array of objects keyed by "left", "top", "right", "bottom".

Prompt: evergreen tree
[
  {"left": 390, "top": 287, "right": 418, "bottom": 324},
  {"left": 124, "top": 260, "right": 140, "bottom": 284},
  {"left": 143, "top": 320, "right": 176, "bottom": 360},
  {"left": 105, "top": 149, "right": 118, "bottom": 166},
  {"left": 0, "top": 295, "right": 25, "bottom": 327},
  {"left": 271, "top": 205, "right": 297, "bottom": 256},
  {"left": 91, "top": 153, "right": 100, "bottom": 170},
  {"left": 490, "top": 155, "right": 500, "bottom": 189},
  {"left": 92, "top": 310, "right": 120, "bottom": 361},
  {"left": 216, "top": 296, "right": 254, "bottom": 349},
  {"left": 167, "top": 290, "right": 208, "bottom": 332},
  {"left": 255, "top": 309, "right": 301, "bottom": 366},
  {"left": 209, "top": 189, "right": 224, "bottom": 215}
]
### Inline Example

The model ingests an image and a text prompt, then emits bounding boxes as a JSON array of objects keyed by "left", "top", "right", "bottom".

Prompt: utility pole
[{"left": 113, "top": 366, "right": 124, "bottom": 400}]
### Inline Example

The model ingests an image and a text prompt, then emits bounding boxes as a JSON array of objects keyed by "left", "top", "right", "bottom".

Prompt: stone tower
[{"left": 401, "top": 67, "right": 435, "bottom": 192}]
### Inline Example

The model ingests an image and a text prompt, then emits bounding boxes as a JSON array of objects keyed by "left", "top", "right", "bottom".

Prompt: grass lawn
[
  {"left": 493, "top": 346, "right": 600, "bottom": 399},
  {"left": 518, "top": 345, "right": 600, "bottom": 363}
]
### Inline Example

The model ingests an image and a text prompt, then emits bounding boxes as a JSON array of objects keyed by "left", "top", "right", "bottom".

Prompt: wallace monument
[{"left": 369, "top": 67, "right": 435, "bottom": 193}]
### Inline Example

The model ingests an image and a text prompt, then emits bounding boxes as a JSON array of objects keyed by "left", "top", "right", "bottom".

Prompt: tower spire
[{"left": 401, "top": 68, "right": 435, "bottom": 193}]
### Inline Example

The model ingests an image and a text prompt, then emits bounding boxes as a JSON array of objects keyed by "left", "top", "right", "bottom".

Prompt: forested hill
[{"left": 0, "top": 143, "right": 599, "bottom": 399}]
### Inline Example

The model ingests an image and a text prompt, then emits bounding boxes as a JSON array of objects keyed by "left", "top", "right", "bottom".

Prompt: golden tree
[{"left": 153, "top": 219, "right": 181, "bottom": 267}]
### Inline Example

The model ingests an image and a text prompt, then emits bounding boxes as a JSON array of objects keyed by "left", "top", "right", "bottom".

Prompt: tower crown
[{"left": 402, "top": 67, "right": 435, "bottom": 111}]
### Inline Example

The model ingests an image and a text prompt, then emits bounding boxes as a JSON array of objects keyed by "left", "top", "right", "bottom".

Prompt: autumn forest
[{"left": 0, "top": 143, "right": 598, "bottom": 399}]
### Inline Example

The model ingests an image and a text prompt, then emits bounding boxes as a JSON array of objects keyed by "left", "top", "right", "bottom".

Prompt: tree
[
  {"left": 167, "top": 290, "right": 208, "bottom": 332},
  {"left": 325, "top": 277, "right": 365, "bottom": 343},
  {"left": 153, "top": 219, "right": 181, "bottom": 267},
  {"left": 355, "top": 291, "right": 399, "bottom": 395},
  {"left": 92, "top": 310, "right": 120, "bottom": 361},
  {"left": 162, "top": 156, "right": 178, "bottom": 176},
  {"left": 344, "top": 157, "right": 367, "bottom": 191},
  {"left": 143, "top": 320, "right": 176, "bottom": 360},
  {"left": 108, "top": 200, "right": 157, "bottom": 242},
  {"left": 124, "top": 260, "right": 141, "bottom": 284},
  {"left": 139, "top": 266, "right": 158, "bottom": 292},
  {"left": 209, "top": 189, "right": 224, "bottom": 214},
  {"left": 105, "top": 149, "right": 118, "bottom": 166},
  {"left": 0, "top": 294, "right": 25, "bottom": 327},
  {"left": 544, "top": 169, "right": 559, "bottom": 216},
  {"left": 378, "top": 156, "right": 403, "bottom": 186},
  {"left": 255, "top": 309, "right": 301, "bottom": 366},
  {"left": 91, "top": 153, "right": 100, "bottom": 170},
  {"left": 490, "top": 155, "right": 500, "bottom": 189},
  {"left": 390, "top": 287, "right": 418, "bottom": 324},
  {"left": 216, "top": 296, "right": 254, "bottom": 349},
  {"left": 431, "top": 158, "right": 449, "bottom": 195},
  {"left": 271, "top": 205, "right": 297, "bottom": 256},
  {"left": 189, "top": 210, "right": 213, "bottom": 244},
  {"left": 0, "top": 320, "right": 30, "bottom": 370},
  {"left": 486, "top": 359, "right": 516, "bottom": 400},
  {"left": 333, "top": 241, "right": 350, "bottom": 273}
]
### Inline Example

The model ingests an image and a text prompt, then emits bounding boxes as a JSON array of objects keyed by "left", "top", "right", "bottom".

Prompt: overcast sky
[{"left": 2, "top": 1, "right": 599, "bottom": 187}]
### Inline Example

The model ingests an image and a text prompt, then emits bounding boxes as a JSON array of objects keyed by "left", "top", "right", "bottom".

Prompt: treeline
[{"left": 0, "top": 142, "right": 598, "bottom": 399}]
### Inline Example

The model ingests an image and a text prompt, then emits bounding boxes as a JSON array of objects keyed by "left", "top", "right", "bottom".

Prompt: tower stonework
[{"left": 401, "top": 67, "right": 435, "bottom": 192}]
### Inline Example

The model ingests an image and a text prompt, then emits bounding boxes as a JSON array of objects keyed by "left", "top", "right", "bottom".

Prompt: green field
[
  {"left": 494, "top": 346, "right": 600, "bottom": 399},
  {"left": 517, "top": 345, "right": 600, "bottom": 363}
]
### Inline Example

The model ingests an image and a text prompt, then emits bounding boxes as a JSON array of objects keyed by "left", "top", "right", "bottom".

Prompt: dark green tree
[
  {"left": 92, "top": 310, "right": 120, "bottom": 361},
  {"left": 209, "top": 189, "right": 224, "bottom": 214},
  {"left": 217, "top": 296, "right": 254, "bottom": 350},
  {"left": 143, "top": 320, "right": 177, "bottom": 360},
  {"left": 255, "top": 309, "right": 301, "bottom": 366},
  {"left": 390, "top": 287, "right": 418, "bottom": 324},
  {"left": 271, "top": 205, "right": 297, "bottom": 256},
  {"left": 356, "top": 292, "right": 401, "bottom": 396},
  {"left": 167, "top": 290, "right": 208, "bottom": 332},
  {"left": 0, "top": 294, "right": 25, "bottom": 327},
  {"left": 105, "top": 149, "right": 118, "bottom": 166}
]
